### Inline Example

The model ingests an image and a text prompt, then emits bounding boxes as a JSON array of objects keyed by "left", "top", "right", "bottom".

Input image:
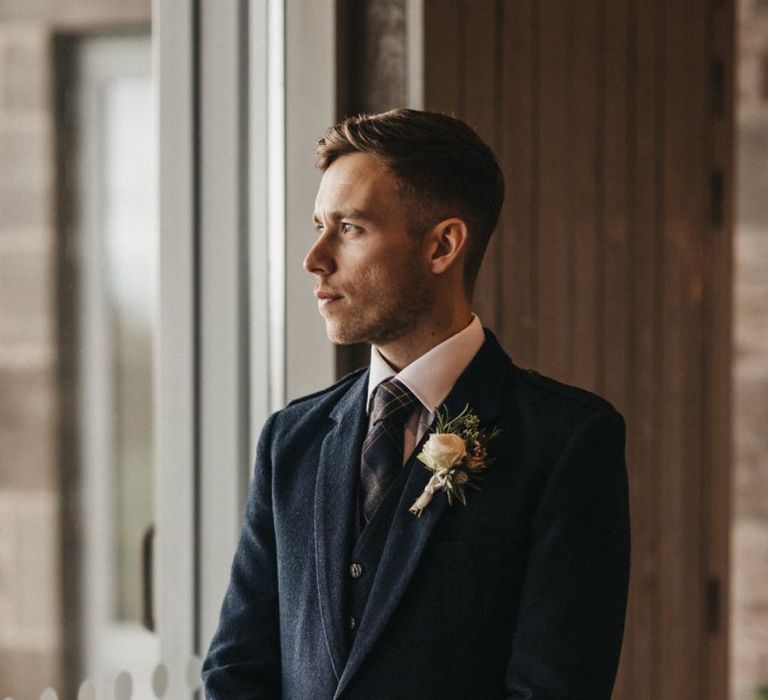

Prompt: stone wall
[
  {"left": 732, "top": 1, "right": 768, "bottom": 699},
  {"left": 0, "top": 4, "right": 149, "bottom": 697},
  {"left": 0, "top": 19, "right": 62, "bottom": 697}
]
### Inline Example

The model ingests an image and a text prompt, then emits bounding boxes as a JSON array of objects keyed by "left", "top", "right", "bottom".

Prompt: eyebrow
[{"left": 312, "top": 208, "right": 372, "bottom": 225}]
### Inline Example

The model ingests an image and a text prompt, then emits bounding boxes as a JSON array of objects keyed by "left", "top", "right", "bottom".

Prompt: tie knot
[{"left": 371, "top": 378, "right": 418, "bottom": 427}]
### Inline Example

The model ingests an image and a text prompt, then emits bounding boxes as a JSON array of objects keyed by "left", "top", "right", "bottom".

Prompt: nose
[{"left": 303, "top": 231, "right": 335, "bottom": 276}]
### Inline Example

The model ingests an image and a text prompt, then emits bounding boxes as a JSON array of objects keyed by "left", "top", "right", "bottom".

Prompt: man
[{"left": 203, "top": 109, "right": 630, "bottom": 699}]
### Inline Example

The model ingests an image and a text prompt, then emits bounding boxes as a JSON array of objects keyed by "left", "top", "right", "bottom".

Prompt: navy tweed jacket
[{"left": 202, "top": 330, "right": 630, "bottom": 699}]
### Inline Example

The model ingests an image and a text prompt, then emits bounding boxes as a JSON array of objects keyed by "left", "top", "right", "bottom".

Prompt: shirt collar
[{"left": 366, "top": 315, "right": 485, "bottom": 415}]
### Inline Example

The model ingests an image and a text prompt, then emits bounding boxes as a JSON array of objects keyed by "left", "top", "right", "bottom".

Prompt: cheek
[
  {"left": 353, "top": 264, "right": 391, "bottom": 299},
  {"left": 345, "top": 251, "right": 394, "bottom": 287},
  {"left": 343, "top": 240, "right": 427, "bottom": 295}
]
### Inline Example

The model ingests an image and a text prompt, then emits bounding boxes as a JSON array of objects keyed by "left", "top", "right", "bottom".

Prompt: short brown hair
[{"left": 316, "top": 108, "right": 505, "bottom": 295}]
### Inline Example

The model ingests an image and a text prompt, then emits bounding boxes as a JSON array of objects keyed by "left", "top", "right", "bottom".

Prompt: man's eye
[{"left": 341, "top": 222, "right": 361, "bottom": 235}]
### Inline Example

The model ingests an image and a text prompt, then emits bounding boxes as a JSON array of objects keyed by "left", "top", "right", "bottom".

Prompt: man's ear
[{"left": 426, "top": 217, "right": 469, "bottom": 275}]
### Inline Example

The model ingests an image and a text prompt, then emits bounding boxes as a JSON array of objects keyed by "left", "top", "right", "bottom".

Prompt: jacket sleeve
[
  {"left": 202, "top": 413, "right": 282, "bottom": 699},
  {"left": 504, "top": 408, "right": 631, "bottom": 700}
]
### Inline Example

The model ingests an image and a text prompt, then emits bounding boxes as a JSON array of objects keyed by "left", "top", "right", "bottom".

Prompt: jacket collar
[{"left": 313, "top": 368, "right": 370, "bottom": 681}]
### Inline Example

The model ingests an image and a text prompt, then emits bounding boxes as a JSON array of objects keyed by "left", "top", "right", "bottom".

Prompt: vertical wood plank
[
  {"left": 601, "top": 0, "right": 630, "bottom": 411},
  {"left": 621, "top": 0, "right": 661, "bottom": 696},
  {"left": 705, "top": 0, "right": 734, "bottom": 696},
  {"left": 568, "top": 1, "right": 599, "bottom": 392},
  {"left": 536, "top": 0, "right": 572, "bottom": 381},
  {"left": 499, "top": 0, "right": 537, "bottom": 368},
  {"left": 461, "top": 0, "right": 499, "bottom": 329},
  {"left": 423, "top": 0, "right": 461, "bottom": 116},
  {"left": 658, "top": 0, "right": 708, "bottom": 696}
]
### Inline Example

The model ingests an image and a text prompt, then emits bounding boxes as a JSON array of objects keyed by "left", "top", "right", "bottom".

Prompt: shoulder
[
  {"left": 283, "top": 365, "right": 368, "bottom": 410},
  {"left": 502, "top": 363, "right": 625, "bottom": 462},
  {"left": 514, "top": 366, "right": 619, "bottom": 417},
  {"left": 477, "top": 329, "right": 622, "bottom": 432},
  {"left": 265, "top": 366, "right": 368, "bottom": 437}
]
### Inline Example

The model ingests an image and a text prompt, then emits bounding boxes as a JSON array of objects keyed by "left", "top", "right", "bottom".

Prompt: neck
[{"left": 375, "top": 307, "right": 473, "bottom": 371}]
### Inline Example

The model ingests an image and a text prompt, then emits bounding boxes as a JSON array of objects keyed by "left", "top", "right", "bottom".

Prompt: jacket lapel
[
  {"left": 335, "top": 331, "right": 511, "bottom": 698},
  {"left": 314, "top": 370, "right": 369, "bottom": 681}
]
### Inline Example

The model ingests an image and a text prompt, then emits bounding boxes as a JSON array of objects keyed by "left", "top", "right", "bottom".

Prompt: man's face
[{"left": 304, "top": 152, "right": 436, "bottom": 347}]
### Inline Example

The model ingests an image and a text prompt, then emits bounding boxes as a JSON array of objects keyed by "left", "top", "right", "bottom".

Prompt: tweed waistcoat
[{"left": 346, "top": 457, "right": 414, "bottom": 651}]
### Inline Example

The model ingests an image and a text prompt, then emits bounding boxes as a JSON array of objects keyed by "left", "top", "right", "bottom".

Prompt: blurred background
[{"left": 0, "top": 0, "right": 765, "bottom": 698}]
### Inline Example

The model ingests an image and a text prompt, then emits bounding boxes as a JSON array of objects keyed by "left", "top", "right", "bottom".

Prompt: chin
[
  {"left": 323, "top": 311, "right": 413, "bottom": 347},
  {"left": 327, "top": 333, "right": 357, "bottom": 346},
  {"left": 325, "top": 322, "right": 366, "bottom": 346}
]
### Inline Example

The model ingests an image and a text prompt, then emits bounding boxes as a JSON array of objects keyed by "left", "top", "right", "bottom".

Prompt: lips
[{"left": 315, "top": 290, "right": 343, "bottom": 310}]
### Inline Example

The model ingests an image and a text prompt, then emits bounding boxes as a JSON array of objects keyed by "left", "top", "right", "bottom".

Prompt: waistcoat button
[
  {"left": 349, "top": 615, "right": 357, "bottom": 630},
  {"left": 349, "top": 562, "right": 363, "bottom": 578}
]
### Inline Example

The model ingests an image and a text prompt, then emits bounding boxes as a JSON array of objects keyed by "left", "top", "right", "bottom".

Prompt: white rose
[{"left": 421, "top": 433, "right": 467, "bottom": 470}]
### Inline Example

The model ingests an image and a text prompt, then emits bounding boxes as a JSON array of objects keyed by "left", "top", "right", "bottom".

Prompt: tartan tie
[{"left": 360, "top": 378, "right": 418, "bottom": 525}]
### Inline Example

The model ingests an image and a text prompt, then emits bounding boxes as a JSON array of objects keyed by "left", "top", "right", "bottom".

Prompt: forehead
[{"left": 314, "top": 152, "right": 400, "bottom": 216}]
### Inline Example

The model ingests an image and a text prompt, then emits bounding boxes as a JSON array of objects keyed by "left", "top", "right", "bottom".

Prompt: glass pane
[
  {"left": 102, "top": 69, "right": 156, "bottom": 625},
  {"left": 71, "top": 34, "right": 159, "bottom": 691}
]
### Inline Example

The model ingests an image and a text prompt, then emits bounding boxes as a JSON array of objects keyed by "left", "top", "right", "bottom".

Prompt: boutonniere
[{"left": 408, "top": 404, "right": 500, "bottom": 517}]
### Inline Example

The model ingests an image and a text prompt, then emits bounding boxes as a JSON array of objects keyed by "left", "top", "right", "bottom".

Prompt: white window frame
[
  {"left": 154, "top": 0, "right": 198, "bottom": 690},
  {"left": 155, "top": 0, "right": 337, "bottom": 686},
  {"left": 406, "top": 0, "right": 425, "bottom": 109}
]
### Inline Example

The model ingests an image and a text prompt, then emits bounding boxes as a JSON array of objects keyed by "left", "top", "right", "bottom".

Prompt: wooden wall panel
[
  {"left": 601, "top": 0, "right": 630, "bottom": 405},
  {"left": 625, "top": 0, "right": 660, "bottom": 697},
  {"left": 423, "top": 0, "right": 734, "bottom": 697},
  {"left": 536, "top": 1, "right": 573, "bottom": 379},
  {"left": 706, "top": 2, "right": 734, "bottom": 698},
  {"left": 569, "top": 0, "right": 600, "bottom": 391},
  {"left": 462, "top": 0, "right": 501, "bottom": 328},
  {"left": 659, "top": 2, "right": 708, "bottom": 696},
  {"left": 498, "top": 0, "right": 537, "bottom": 369},
  {"left": 423, "top": 0, "right": 461, "bottom": 116}
]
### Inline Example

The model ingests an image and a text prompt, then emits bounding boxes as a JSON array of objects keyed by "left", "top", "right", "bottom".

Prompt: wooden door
[{"left": 424, "top": 1, "right": 734, "bottom": 697}]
